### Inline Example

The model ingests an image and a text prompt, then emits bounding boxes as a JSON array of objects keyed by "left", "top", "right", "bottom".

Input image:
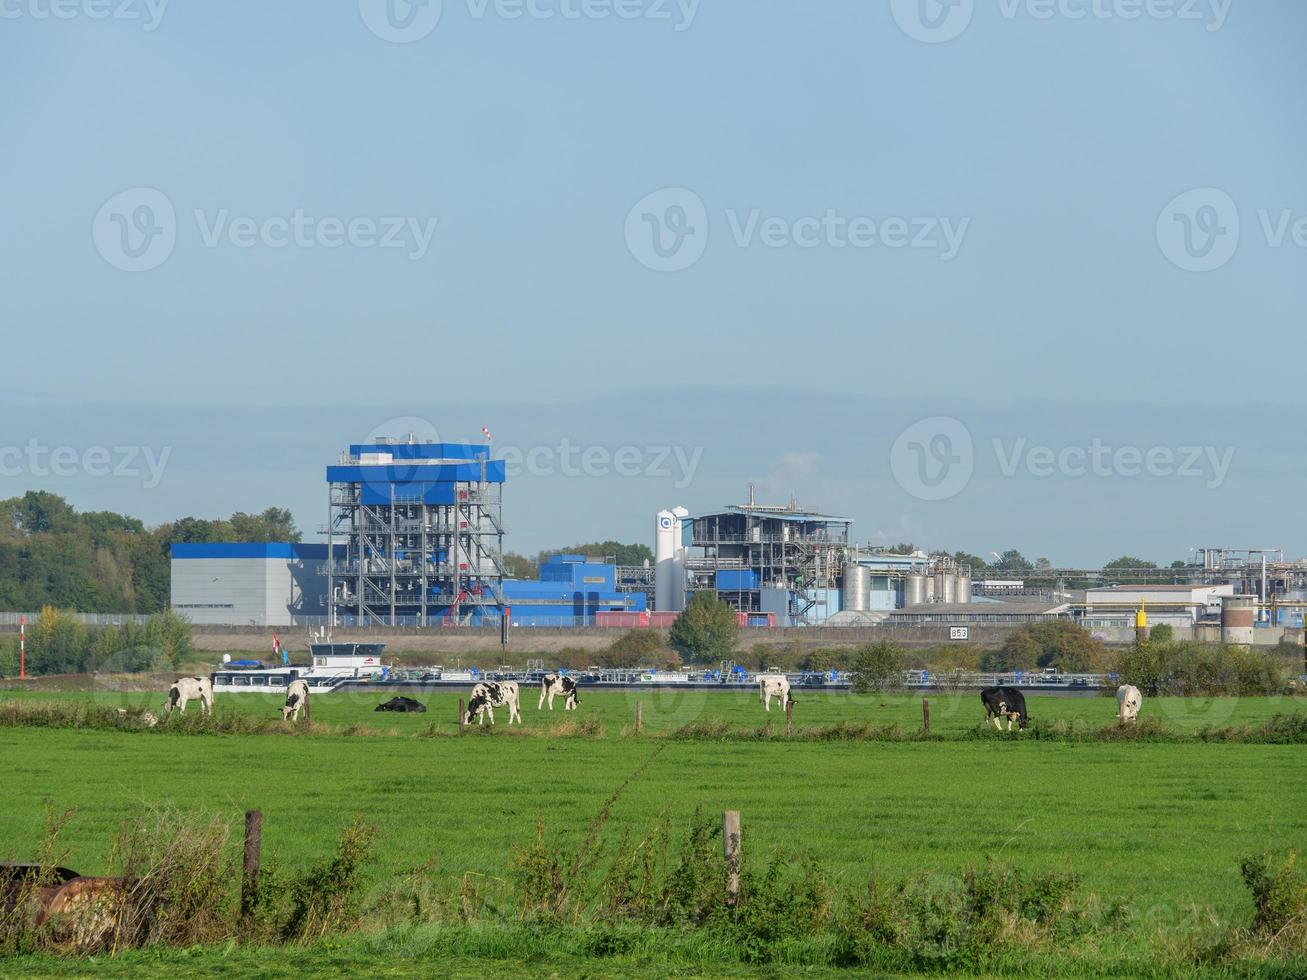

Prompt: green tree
[
  {"left": 1147, "top": 623, "right": 1174, "bottom": 645},
  {"left": 668, "top": 592, "right": 739, "bottom": 663},
  {"left": 502, "top": 552, "right": 539, "bottom": 579},
  {"left": 849, "top": 641, "right": 906, "bottom": 693},
  {"left": 1105, "top": 555, "right": 1158, "bottom": 570},
  {"left": 986, "top": 621, "right": 1106, "bottom": 673},
  {"left": 599, "top": 630, "right": 680, "bottom": 670},
  {"left": 993, "top": 550, "right": 1033, "bottom": 573}
]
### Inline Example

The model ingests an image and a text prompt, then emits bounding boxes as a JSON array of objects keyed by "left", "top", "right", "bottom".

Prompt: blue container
[{"left": 716, "top": 570, "right": 760, "bottom": 591}]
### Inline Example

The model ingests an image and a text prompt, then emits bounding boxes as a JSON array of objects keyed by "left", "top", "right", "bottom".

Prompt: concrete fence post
[{"left": 722, "top": 810, "right": 741, "bottom": 907}]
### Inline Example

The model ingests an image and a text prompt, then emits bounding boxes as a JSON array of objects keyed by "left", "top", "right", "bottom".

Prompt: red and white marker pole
[{"left": 19, "top": 615, "right": 25, "bottom": 680}]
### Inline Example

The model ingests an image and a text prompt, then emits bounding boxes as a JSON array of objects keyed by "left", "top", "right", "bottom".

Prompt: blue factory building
[
  {"left": 325, "top": 438, "right": 508, "bottom": 626},
  {"left": 503, "top": 555, "right": 647, "bottom": 627}
]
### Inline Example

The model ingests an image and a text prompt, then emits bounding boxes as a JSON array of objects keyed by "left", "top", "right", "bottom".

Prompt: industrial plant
[{"left": 167, "top": 434, "right": 1307, "bottom": 647}]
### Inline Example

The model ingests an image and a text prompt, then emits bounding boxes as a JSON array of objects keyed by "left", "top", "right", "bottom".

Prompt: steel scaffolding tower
[{"left": 323, "top": 438, "right": 506, "bottom": 627}]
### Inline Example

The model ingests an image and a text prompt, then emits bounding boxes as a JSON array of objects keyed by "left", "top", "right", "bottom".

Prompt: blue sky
[{"left": 2, "top": 1, "right": 1304, "bottom": 564}]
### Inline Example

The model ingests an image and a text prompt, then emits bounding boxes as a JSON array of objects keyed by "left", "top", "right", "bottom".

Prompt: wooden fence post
[
  {"left": 241, "top": 809, "right": 262, "bottom": 920},
  {"left": 922, "top": 698, "right": 930, "bottom": 734},
  {"left": 304, "top": 694, "right": 311, "bottom": 725},
  {"left": 785, "top": 697, "right": 793, "bottom": 736},
  {"left": 458, "top": 698, "right": 466, "bottom": 732},
  {"left": 722, "top": 810, "right": 741, "bottom": 907},
  {"left": 635, "top": 702, "right": 643, "bottom": 733}
]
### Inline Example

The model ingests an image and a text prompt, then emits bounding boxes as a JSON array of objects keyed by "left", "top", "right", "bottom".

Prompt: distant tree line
[
  {"left": 0, "top": 491, "right": 300, "bottom": 614},
  {"left": 0, "top": 606, "right": 194, "bottom": 677}
]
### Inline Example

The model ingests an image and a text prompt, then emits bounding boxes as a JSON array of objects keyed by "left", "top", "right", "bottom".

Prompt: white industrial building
[
  {"left": 1080, "top": 583, "right": 1235, "bottom": 628},
  {"left": 170, "top": 543, "right": 335, "bottom": 626}
]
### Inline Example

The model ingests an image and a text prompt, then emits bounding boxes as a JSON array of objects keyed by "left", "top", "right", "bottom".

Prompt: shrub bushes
[{"left": 1114, "top": 641, "right": 1285, "bottom": 697}]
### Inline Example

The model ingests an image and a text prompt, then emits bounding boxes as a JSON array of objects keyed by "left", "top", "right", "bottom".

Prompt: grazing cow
[
  {"left": 1117, "top": 684, "right": 1142, "bottom": 725},
  {"left": 758, "top": 674, "right": 792, "bottom": 713},
  {"left": 980, "top": 686, "right": 1028, "bottom": 732},
  {"left": 375, "top": 696, "right": 426, "bottom": 713},
  {"left": 538, "top": 673, "right": 580, "bottom": 711},
  {"left": 163, "top": 677, "right": 213, "bottom": 717},
  {"left": 282, "top": 679, "right": 310, "bottom": 722},
  {"left": 466, "top": 681, "right": 522, "bottom": 726}
]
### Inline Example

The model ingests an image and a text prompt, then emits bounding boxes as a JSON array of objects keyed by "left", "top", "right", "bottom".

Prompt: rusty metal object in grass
[{"left": 0, "top": 863, "right": 124, "bottom": 953}]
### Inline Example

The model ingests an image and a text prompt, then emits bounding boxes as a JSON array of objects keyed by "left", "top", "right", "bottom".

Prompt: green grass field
[{"left": 2, "top": 688, "right": 1305, "bottom": 976}]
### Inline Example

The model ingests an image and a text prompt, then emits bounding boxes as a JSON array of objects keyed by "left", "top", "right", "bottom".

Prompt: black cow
[
  {"left": 980, "top": 686, "right": 1028, "bottom": 732},
  {"left": 375, "top": 696, "right": 427, "bottom": 713}
]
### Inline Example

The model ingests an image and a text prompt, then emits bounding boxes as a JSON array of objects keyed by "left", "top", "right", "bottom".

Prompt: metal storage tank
[
  {"left": 1221, "top": 594, "right": 1257, "bottom": 645},
  {"left": 842, "top": 565, "right": 871, "bottom": 612},
  {"left": 956, "top": 571, "right": 973, "bottom": 604},
  {"left": 904, "top": 574, "right": 928, "bottom": 606},
  {"left": 934, "top": 570, "right": 956, "bottom": 605}
]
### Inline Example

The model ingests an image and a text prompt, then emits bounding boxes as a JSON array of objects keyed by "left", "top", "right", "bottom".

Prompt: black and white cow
[
  {"left": 539, "top": 673, "right": 579, "bottom": 711},
  {"left": 980, "top": 686, "right": 1027, "bottom": 732},
  {"left": 758, "top": 674, "right": 792, "bottom": 713},
  {"left": 164, "top": 676, "right": 213, "bottom": 717},
  {"left": 282, "top": 678, "right": 310, "bottom": 722},
  {"left": 1117, "top": 684, "right": 1142, "bottom": 725},
  {"left": 466, "top": 681, "right": 522, "bottom": 726}
]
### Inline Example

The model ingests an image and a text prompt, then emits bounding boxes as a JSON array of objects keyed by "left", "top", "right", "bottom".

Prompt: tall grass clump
[{"left": 111, "top": 806, "right": 234, "bottom": 950}]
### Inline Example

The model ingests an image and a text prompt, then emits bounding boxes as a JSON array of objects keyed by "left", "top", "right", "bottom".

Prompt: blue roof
[
  {"left": 349, "top": 443, "right": 491, "bottom": 461},
  {"left": 171, "top": 542, "right": 341, "bottom": 560}
]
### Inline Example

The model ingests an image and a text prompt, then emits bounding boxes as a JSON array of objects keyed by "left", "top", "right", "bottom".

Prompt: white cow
[
  {"left": 758, "top": 674, "right": 791, "bottom": 713},
  {"left": 1117, "top": 684, "right": 1143, "bottom": 725},
  {"left": 466, "top": 681, "right": 522, "bottom": 726},
  {"left": 539, "top": 673, "right": 579, "bottom": 711},
  {"left": 163, "top": 676, "right": 213, "bottom": 717},
  {"left": 116, "top": 708, "right": 159, "bottom": 728},
  {"left": 282, "top": 678, "right": 310, "bottom": 722}
]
